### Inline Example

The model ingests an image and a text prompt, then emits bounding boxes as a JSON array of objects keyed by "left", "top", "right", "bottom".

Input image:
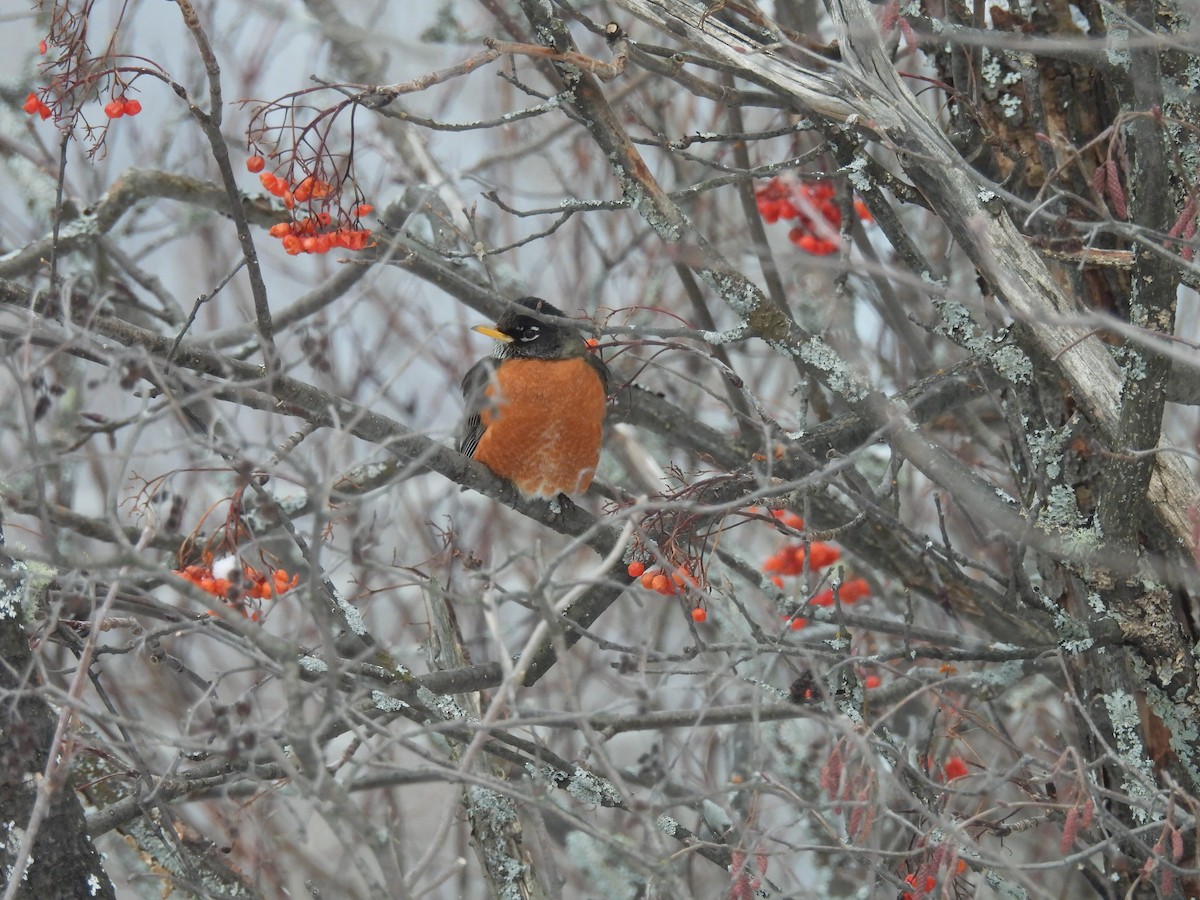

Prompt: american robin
[{"left": 458, "top": 297, "right": 609, "bottom": 499}]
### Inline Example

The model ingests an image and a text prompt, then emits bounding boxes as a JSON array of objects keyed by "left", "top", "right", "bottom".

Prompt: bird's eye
[{"left": 519, "top": 325, "right": 541, "bottom": 342}]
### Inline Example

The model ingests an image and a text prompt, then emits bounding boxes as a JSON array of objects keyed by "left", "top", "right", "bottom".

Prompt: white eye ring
[{"left": 519, "top": 325, "right": 541, "bottom": 342}]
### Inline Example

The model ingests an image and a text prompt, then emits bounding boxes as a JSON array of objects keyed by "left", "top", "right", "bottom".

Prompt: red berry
[
  {"left": 840, "top": 578, "right": 871, "bottom": 603},
  {"left": 804, "top": 181, "right": 835, "bottom": 202},
  {"left": 811, "top": 589, "right": 834, "bottom": 607},
  {"left": 691, "top": 607, "right": 707, "bottom": 623},
  {"left": 246, "top": 155, "right": 265, "bottom": 173},
  {"left": 122, "top": 98, "right": 142, "bottom": 116},
  {"left": 627, "top": 561, "right": 645, "bottom": 578},
  {"left": 38, "top": 39, "right": 48, "bottom": 54},
  {"left": 104, "top": 99, "right": 125, "bottom": 119},
  {"left": 355, "top": 203, "right": 374, "bottom": 217},
  {"left": 23, "top": 93, "right": 40, "bottom": 115},
  {"left": 805, "top": 543, "right": 841, "bottom": 569},
  {"left": 763, "top": 552, "right": 792, "bottom": 575},
  {"left": 943, "top": 757, "right": 969, "bottom": 780}
]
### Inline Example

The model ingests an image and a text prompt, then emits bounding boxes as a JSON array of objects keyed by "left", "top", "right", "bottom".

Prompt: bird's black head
[{"left": 481, "top": 297, "right": 584, "bottom": 360}]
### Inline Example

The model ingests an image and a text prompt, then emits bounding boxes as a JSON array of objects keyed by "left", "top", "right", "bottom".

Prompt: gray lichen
[
  {"left": 565, "top": 766, "right": 622, "bottom": 807},
  {"left": 416, "top": 686, "right": 471, "bottom": 722},
  {"left": 1102, "top": 690, "right": 1156, "bottom": 822},
  {"left": 990, "top": 343, "right": 1032, "bottom": 383},
  {"left": 0, "top": 553, "right": 48, "bottom": 627},
  {"left": 334, "top": 592, "right": 367, "bottom": 636},
  {"left": 1039, "top": 484, "right": 1084, "bottom": 531},
  {"left": 1026, "top": 427, "right": 1064, "bottom": 480},
  {"left": 787, "top": 337, "right": 868, "bottom": 402},
  {"left": 655, "top": 814, "right": 679, "bottom": 836},
  {"left": 1052, "top": 609, "right": 1094, "bottom": 654},
  {"left": 370, "top": 689, "right": 408, "bottom": 712},
  {"left": 298, "top": 655, "right": 328, "bottom": 673},
  {"left": 934, "top": 300, "right": 1031, "bottom": 383},
  {"left": 1128, "top": 657, "right": 1200, "bottom": 789}
]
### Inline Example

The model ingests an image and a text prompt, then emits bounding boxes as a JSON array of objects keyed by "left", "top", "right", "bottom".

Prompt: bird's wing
[
  {"left": 457, "top": 357, "right": 498, "bottom": 457},
  {"left": 586, "top": 352, "right": 611, "bottom": 397}
]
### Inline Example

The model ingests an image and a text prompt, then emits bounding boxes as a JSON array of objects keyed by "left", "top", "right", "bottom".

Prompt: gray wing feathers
[{"left": 457, "top": 358, "right": 497, "bottom": 457}]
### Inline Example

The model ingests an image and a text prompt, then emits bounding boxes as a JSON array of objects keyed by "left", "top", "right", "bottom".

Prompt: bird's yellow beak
[{"left": 472, "top": 324, "right": 514, "bottom": 343}]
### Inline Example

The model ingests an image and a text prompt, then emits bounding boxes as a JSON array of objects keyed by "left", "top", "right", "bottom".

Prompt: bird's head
[{"left": 472, "top": 297, "right": 585, "bottom": 360}]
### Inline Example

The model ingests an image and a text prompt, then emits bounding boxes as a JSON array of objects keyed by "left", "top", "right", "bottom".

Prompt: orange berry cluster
[
  {"left": 175, "top": 562, "right": 298, "bottom": 620},
  {"left": 753, "top": 177, "right": 872, "bottom": 256},
  {"left": 901, "top": 859, "right": 967, "bottom": 900},
  {"left": 268, "top": 215, "right": 373, "bottom": 255},
  {"left": 25, "top": 90, "right": 143, "bottom": 122},
  {"left": 257, "top": 170, "right": 334, "bottom": 208},
  {"left": 628, "top": 560, "right": 696, "bottom": 595},
  {"left": 758, "top": 508, "right": 803, "bottom": 529},
  {"left": 809, "top": 577, "right": 870, "bottom": 608},
  {"left": 23, "top": 91, "right": 52, "bottom": 120},
  {"left": 626, "top": 560, "right": 707, "bottom": 622},
  {"left": 901, "top": 874, "right": 937, "bottom": 900},
  {"left": 23, "top": 41, "right": 52, "bottom": 118},
  {"left": 783, "top": 578, "right": 871, "bottom": 631},
  {"left": 940, "top": 756, "right": 969, "bottom": 781},
  {"left": 764, "top": 541, "right": 841, "bottom": 577},
  {"left": 755, "top": 510, "right": 842, "bottom": 584},
  {"left": 24, "top": 39, "right": 55, "bottom": 119},
  {"left": 175, "top": 564, "right": 297, "bottom": 628},
  {"left": 250, "top": 158, "right": 374, "bottom": 255},
  {"left": 753, "top": 507, "right": 872, "bottom": 630},
  {"left": 104, "top": 97, "right": 142, "bottom": 118}
]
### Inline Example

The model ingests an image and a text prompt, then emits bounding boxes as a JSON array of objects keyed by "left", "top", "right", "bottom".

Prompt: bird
[{"left": 458, "top": 297, "right": 609, "bottom": 500}]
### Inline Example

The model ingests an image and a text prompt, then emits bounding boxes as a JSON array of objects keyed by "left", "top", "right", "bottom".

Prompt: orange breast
[{"left": 471, "top": 358, "right": 606, "bottom": 498}]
